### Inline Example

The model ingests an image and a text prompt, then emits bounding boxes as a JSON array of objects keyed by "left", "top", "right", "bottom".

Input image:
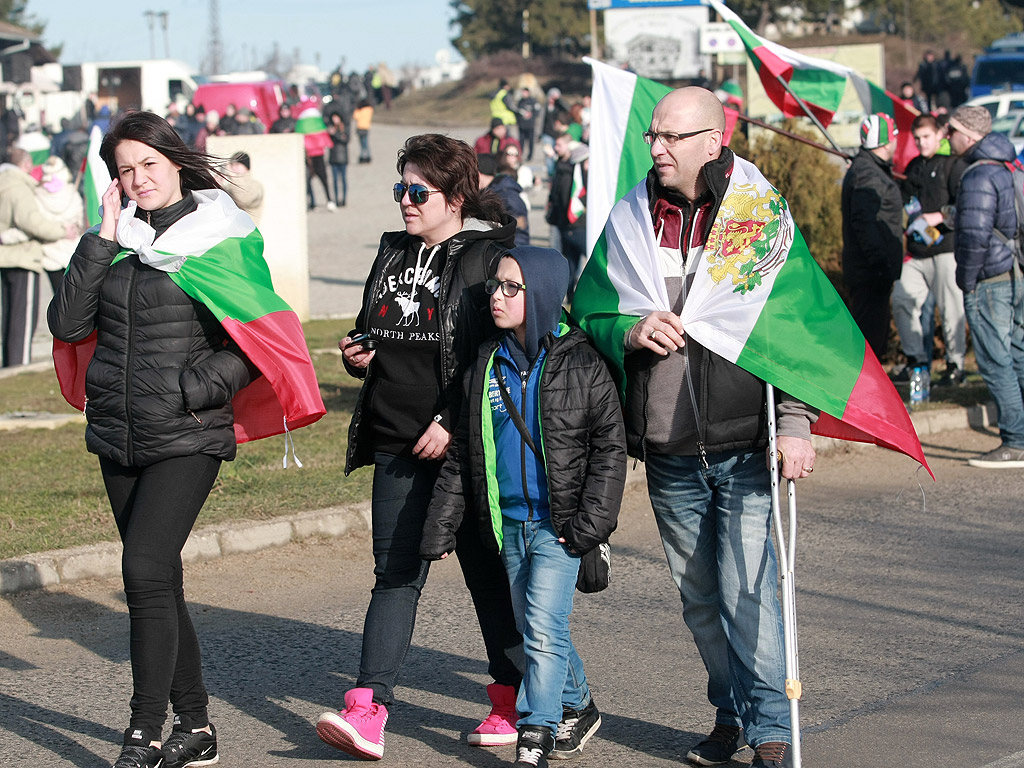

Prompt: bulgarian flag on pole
[
  {"left": 83, "top": 126, "right": 108, "bottom": 228},
  {"left": 575, "top": 62, "right": 930, "bottom": 473},
  {"left": 295, "top": 100, "right": 333, "bottom": 156},
  {"left": 583, "top": 56, "right": 671, "bottom": 258},
  {"left": 709, "top": 0, "right": 850, "bottom": 127},
  {"left": 708, "top": 0, "right": 920, "bottom": 171},
  {"left": 53, "top": 189, "right": 326, "bottom": 444}
]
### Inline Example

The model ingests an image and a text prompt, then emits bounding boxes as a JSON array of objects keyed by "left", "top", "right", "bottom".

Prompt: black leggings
[{"left": 100, "top": 454, "right": 222, "bottom": 742}]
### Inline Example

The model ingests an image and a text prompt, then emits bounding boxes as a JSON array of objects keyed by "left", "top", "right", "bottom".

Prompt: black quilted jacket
[
  {"left": 48, "top": 226, "right": 256, "bottom": 467},
  {"left": 421, "top": 326, "right": 626, "bottom": 558}
]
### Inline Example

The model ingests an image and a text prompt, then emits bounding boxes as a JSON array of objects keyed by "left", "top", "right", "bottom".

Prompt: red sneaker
[
  {"left": 316, "top": 688, "right": 388, "bottom": 760},
  {"left": 468, "top": 683, "right": 518, "bottom": 746}
]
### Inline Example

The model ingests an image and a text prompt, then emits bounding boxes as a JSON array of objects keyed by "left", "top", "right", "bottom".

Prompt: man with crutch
[{"left": 573, "top": 87, "right": 817, "bottom": 768}]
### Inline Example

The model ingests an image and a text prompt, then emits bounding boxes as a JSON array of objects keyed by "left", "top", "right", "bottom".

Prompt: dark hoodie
[
  {"left": 491, "top": 246, "right": 573, "bottom": 524},
  {"left": 491, "top": 246, "right": 570, "bottom": 521}
]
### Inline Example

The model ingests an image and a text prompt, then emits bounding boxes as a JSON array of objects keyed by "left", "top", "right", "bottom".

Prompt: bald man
[{"left": 574, "top": 88, "right": 815, "bottom": 768}]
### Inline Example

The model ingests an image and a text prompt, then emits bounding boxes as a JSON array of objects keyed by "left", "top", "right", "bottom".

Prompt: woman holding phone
[
  {"left": 48, "top": 110, "right": 322, "bottom": 768},
  {"left": 316, "top": 134, "right": 524, "bottom": 760}
]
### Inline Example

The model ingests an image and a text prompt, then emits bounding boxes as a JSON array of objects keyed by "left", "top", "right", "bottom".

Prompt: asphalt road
[{"left": 2, "top": 426, "right": 1022, "bottom": 767}]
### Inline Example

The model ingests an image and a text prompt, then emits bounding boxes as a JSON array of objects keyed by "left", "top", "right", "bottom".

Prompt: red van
[{"left": 192, "top": 80, "right": 286, "bottom": 132}]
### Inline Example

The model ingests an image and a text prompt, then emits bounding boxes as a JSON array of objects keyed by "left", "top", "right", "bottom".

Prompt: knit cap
[
  {"left": 949, "top": 105, "right": 992, "bottom": 137},
  {"left": 860, "top": 113, "right": 898, "bottom": 149}
]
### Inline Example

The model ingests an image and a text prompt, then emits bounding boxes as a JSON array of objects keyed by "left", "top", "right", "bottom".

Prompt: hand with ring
[
  {"left": 628, "top": 311, "right": 685, "bottom": 356},
  {"left": 774, "top": 435, "right": 816, "bottom": 480}
]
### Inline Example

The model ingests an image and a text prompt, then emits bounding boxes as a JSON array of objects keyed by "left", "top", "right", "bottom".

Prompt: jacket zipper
[
  {"left": 125, "top": 265, "right": 138, "bottom": 466},
  {"left": 680, "top": 201, "right": 709, "bottom": 470},
  {"left": 519, "top": 371, "right": 534, "bottom": 521}
]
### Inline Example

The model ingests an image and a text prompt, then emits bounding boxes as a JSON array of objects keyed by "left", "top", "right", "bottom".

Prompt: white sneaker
[{"left": 326, "top": 201, "right": 337, "bottom": 211}]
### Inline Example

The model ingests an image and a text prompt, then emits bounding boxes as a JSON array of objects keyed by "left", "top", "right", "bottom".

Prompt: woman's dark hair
[
  {"left": 397, "top": 134, "right": 505, "bottom": 223},
  {"left": 99, "top": 110, "right": 223, "bottom": 193}
]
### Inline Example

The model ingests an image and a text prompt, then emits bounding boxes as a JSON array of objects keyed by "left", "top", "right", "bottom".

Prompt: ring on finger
[
  {"left": 649, "top": 329, "right": 658, "bottom": 340},
  {"left": 803, "top": 466, "right": 813, "bottom": 473}
]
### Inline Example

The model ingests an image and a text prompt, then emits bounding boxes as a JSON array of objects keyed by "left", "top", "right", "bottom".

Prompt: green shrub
[{"left": 736, "top": 120, "right": 845, "bottom": 287}]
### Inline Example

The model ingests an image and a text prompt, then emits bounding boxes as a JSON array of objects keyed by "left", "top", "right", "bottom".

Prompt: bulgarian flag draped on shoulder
[
  {"left": 53, "top": 189, "right": 326, "bottom": 443},
  {"left": 574, "top": 59, "right": 931, "bottom": 475}
]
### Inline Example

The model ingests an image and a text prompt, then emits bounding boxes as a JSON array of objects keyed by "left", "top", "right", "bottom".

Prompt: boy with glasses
[{"left": 423, "top": 247, "right": 625, "bottom": 767}]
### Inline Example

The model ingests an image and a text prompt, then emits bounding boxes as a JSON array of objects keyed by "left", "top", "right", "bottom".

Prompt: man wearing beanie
[
  {"left": 841, "top": 112, "right": 905, "bottom": 361},
  {"left": 948, "top": 104, "right": 1024, "bottom": 467}
]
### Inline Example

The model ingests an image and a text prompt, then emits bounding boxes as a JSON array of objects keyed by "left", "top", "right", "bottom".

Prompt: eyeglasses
[
  {"left": 504, "top": 149, "right": 520, "bottom": 157},
  {"left": 393, "top": 182, "right": 442, "bottom": 205},
  {"left": 485, "top": 278, "right": 527, "bottom": 298},
  {"left": 642, "top": 128, "right": 715, "bottom": 147}
]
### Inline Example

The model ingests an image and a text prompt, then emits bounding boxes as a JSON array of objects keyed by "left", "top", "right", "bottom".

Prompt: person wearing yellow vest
[{"left": 490, "top": 79, "right": 517, "bottom": 126}]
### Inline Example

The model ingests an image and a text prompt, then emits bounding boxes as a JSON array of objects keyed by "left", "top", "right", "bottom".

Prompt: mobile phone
[{"left": 344, "top": 333, "right": 378, "bottom": 351}]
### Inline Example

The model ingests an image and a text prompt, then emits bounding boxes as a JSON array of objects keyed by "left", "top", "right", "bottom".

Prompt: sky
[{"left": 35, "top": 0, "right": 463, "bottom": 76}]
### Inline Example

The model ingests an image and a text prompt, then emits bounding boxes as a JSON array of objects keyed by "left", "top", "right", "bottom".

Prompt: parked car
[
  {"left": 991, "top": 109, "right": 1024, "bottom": 155},
  {"left": 965, "top": 91, "right": 1024, "bottom": 118},
  {"left": 970, "top": 33, "right": 1024, "bottom": 99}
]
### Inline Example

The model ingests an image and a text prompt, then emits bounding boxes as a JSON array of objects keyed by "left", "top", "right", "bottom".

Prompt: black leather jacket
[{"left": 344, "top": 216, "right": 515, "bottom": 474}]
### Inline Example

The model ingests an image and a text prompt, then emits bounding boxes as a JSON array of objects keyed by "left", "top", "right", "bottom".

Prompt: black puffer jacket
[
  {"left": 344, "top": 216, "right": 515, "bottom": 474},
  {"left": 48, "top": 201, "right": 256, "bottom": 467},
  {"left": 954, "top": 132, "right": 1018, "bottom": 292},
  {"left": 841, "top": 148, "right": 905, "bottom": 285},
  {"left": 421, "top": 326, "right": 626, "bottom": 558}
]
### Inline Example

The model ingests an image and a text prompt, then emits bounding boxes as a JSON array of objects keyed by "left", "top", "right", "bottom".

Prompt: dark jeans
[
  {"left": 100, "top": 454, "right": 222, "bottom": 742},
  {"left": 1, "top": 268, "right": 40, "bottom": 368},
  {"left": 306, "top": 154, "right": 332, "bottom": 208},
  {"left": 847, "top": 278, "right": 894, "bottom": 361},
  {"left": 330, "top": 162, "right": 348, "bottom": 205},
  {"left": 358, "top": 453, "right": 523, "bottom": 706},
  {"left": 518, "top": 123, "right": 535, "bottom": 161}
]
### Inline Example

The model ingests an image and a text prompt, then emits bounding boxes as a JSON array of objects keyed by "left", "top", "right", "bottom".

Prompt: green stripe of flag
[
  {"left": 736, "top": 226, "right": 863, "bottom": 418},
  {"left": 615, "top": 77, "right": 671, "bottom": 201}
]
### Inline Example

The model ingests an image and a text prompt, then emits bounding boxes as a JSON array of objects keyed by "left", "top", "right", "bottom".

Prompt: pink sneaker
[
  {"left": 468, "top": 683, "right": 518, "bottom": 746},
  {"left": 316, "top": 688, "right": 388, "bottom": 760}
]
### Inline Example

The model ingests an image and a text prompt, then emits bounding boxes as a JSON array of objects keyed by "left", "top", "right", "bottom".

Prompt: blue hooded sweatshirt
[{"left": 489, "top": 246, "right": 570, "bottom": 521}]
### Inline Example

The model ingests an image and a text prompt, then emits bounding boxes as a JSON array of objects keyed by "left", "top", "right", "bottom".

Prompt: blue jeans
[
  {"left": 330, "top": 162, "right": 347, "bottom": 204},
  {"left": 501, "top": 517, "right": 589, "bottom": 738},
  {"left": 963, "top": 273, "right": 1024, "bottom": 448},
  {"left": 645, "top": 450, "right": 790, "bottom": 747}
]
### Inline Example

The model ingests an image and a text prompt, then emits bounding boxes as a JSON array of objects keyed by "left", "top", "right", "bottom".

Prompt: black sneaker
[
  {"left": 513, "top": 726, "right": 555, "bottom": 767},
  {"left": 936, "top": 364, "right": 966, "bottom": 387},
  {"left": 751, "top": 741, "right": 792, "bottom": 768},
  {"left": 967, "top": 444, "right": 1024, "bottom": 468},
  {"left": 113, "top": 728, "right": 164, "bottom": 768},
  {"left": 686, "top": 723, "right": 746, "bottom": 765},
  {"left": 549, "top": 698, "right": 601, "bottom": 759},
  {"left": 889, "top": 365, "right": 912, "bottom": 382},
  {"left": 162, "top": 718, "right": 218, "bottom": 767}
]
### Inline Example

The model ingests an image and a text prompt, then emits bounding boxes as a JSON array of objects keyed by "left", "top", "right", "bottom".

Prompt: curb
[{"left": 0, "top": 404, "right": 998, "bottom": 596}]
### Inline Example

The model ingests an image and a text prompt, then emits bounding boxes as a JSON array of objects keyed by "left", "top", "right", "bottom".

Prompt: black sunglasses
[
  {"left": 485, "top": 278, "right": 527, "bottom": 298},
  {"left": 393, "top": 182, "right": 442, "bottom": 205},
  {"left": 642, "top": 128, "right": 715, "bottom": 147}
]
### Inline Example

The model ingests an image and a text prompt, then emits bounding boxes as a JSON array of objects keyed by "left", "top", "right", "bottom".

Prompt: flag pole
[
  {"left": 735, "top": 112, "right": 851, "bottom": 160},
  {"left": 773, "top": 73, "right": 847, "bottom": 158},
  {"left": 766, "top": 383, "right": 803, "bottom": 768}
]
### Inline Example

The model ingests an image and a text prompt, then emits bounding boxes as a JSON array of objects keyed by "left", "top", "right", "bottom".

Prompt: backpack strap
[{"left": 963, "top": 158, "right": 1020, "bottom": 249}]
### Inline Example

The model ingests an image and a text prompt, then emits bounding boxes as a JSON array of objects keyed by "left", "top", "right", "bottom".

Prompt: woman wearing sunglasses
[{"left": 317, "top": 134, "right": 523, "bottom": 760}]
